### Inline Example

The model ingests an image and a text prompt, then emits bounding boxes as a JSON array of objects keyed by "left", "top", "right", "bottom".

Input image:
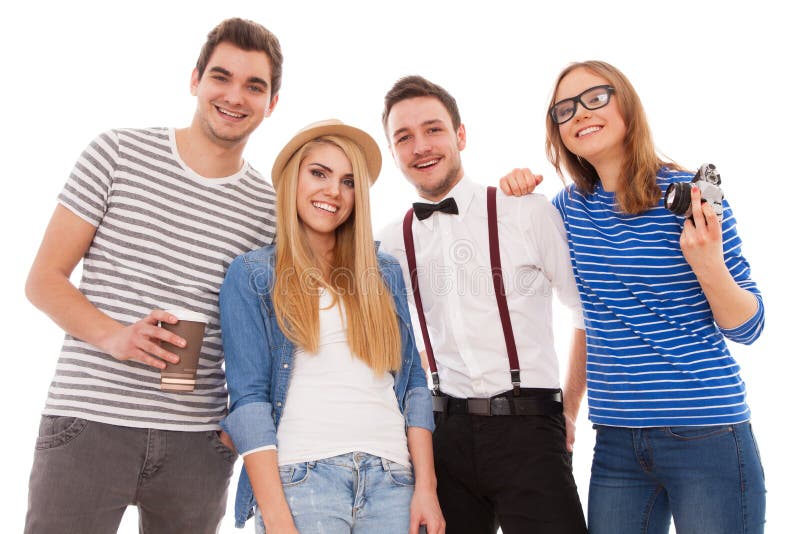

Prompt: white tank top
[{"left": 275, "top": 290, "right": 410, "bottom": 467}]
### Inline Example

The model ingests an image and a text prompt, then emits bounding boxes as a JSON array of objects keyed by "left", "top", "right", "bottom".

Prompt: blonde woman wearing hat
[{"left": 219, "top": 120, "right": 444, "bottom": 534}]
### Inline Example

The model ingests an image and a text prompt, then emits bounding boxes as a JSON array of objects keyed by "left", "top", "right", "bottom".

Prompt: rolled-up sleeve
[
  {"left": 718, "top": 294, "right": 765, "bottom": 345},
  {"left": 220, "top": 255, "right": 278, "bottom": 454},
  {"left": 220, "top": 402, "right": 277, "bottom": 454},
  {"left": 403, "top": 386, "right": 434, "bottom": 432}
]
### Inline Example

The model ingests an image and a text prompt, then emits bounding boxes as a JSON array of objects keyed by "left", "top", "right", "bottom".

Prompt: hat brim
[{"left": 271, "top": 121, "right": 382, "bottom": 187}]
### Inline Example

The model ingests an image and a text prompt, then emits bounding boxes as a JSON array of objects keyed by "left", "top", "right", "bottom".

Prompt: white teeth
[
  {"left": 312, "top": 201, "right": 338, "bottom": 213},
  {"left": 217, "top": 107, "right": 245, "bottom": 118},
  {"left": 578, "top": 126, "right": 601, "bottom": 137},
  {"left": 415, "top": 159, "right": 439, "bottom": 168}
]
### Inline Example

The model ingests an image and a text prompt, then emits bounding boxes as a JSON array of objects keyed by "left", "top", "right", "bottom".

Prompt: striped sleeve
[
  {"left": 717, "top": 199, "right": 765, "bottom": 344},
  {"left": 552, "top": 187, "right": 568, "bottom": 222},
  {"left": 719, "top": 297, "right": 764, "bottom": 345},
  {"left": 58, "top": 130, "right": 119, "bottom": 226}
]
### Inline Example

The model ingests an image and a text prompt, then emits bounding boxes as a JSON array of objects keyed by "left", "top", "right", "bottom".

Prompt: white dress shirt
[{"left": 378, "top": 177, "right": 583, "bottom": 399}]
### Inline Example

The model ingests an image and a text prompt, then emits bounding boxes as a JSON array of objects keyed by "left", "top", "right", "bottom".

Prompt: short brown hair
[
  {"left": 195, "top": 18, "right": 283, "bottom": 98},
  {"left": 382, "top": 75, "right": 461, "bottom": 135},
  {"left": 545, "top": 60, "right": 678, "bottom": 215}
]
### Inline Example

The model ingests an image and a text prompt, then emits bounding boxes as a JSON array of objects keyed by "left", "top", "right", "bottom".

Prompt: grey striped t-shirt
[{"left": 43, "top": 127, "right": 276, "bottom": 431}]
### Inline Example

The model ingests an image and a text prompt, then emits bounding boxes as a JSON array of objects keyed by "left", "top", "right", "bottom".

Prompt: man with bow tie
[{"left": 377, "top": 75, "right": 588, "bottom": 534}]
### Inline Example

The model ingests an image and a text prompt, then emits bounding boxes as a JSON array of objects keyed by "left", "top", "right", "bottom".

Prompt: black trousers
[{"left": 433, "top": 411, "right": 587, "bottom": 534}]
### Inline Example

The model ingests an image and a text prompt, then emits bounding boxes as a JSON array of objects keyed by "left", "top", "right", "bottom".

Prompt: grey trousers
[{"left": 25, "top": 415, "right": 236, "bottom": 534}]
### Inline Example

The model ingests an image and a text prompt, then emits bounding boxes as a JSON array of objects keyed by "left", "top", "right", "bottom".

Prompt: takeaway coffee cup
[{"left": 160, "top": 310, "right": 206, "bottom": 392}]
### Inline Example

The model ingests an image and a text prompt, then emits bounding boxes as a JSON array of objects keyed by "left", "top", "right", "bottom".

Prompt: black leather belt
[{"left": 432, "top": 389, "right": 563, "bottom": 416}]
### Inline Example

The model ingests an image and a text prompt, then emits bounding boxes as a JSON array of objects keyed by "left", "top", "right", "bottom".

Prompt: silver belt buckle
[{"left": 467, "top": 398, "right": 491, "bottom": 416}]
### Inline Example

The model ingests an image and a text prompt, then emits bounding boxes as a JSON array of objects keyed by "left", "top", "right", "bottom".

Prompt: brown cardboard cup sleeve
[{"left": 159, "top": 310, "right": 207, "bottom": 392}]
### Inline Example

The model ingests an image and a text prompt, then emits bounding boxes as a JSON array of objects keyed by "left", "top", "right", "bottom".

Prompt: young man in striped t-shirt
[{"left": 24, "top": 18, "right": 281, "bottom": 533}]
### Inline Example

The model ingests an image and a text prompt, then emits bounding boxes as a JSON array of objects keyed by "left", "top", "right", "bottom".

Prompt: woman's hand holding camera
[
  {"left": 680, "top": 185, "right": 758, "bottom": 329},
  {"left": 680, "top": 185, "right": 725, "bottom": 277}
]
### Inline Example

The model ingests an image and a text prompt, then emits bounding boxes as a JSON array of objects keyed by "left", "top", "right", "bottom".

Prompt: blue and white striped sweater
[{"left": 553, "top": 168, "right": 764, "bottom": 427}]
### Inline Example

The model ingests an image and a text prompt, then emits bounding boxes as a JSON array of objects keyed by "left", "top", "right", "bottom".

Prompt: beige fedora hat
[{"left": 271, "top": 119, "right": 382, "bottom": 186}]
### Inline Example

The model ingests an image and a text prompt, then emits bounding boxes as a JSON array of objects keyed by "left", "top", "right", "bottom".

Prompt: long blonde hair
[
  {"left": 272, "top": 135, "right": 401, "bottom": 374},
  {"left": 545, "top": 60, "right": 680, "bottom": 214}
]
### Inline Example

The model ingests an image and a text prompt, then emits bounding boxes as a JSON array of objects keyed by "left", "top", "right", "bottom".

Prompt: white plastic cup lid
[{"left": 163, "top": 309, "right": 207, "bottom": 323}]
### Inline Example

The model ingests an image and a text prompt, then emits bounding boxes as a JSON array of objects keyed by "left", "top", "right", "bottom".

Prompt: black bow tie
[{"left": 412, "top": 197, "right": 459, "bottom": 221}]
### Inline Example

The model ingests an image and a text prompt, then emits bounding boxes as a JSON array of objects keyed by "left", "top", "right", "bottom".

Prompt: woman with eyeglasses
[
  {"left": 219, "top": 120, "right": 445, "bottom": 534},
  {"left": 504, "top": 60, "right": 766, "bottom": 533}
]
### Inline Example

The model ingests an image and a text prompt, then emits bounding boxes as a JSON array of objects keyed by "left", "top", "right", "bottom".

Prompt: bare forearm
[
  {"left": 694, "top": 266, "right": 758, "bottom": 329},
  {"left": 26, "top": 270, "right": 123, "bottom": 350},
  {"left": 563, "top": 328, "right": 587, "bottom": 421},
  {"left": 25, "top": 204, "right": 123, "bottom": 352},
  {"left": 407, "top": 427, "right": 436, "bottom": 492},
  {"left": 407, "top": 426, "right": 445, "bottom": 533},
  {"left": 243, "top": 449, "right": 295, "bottom": 529}
]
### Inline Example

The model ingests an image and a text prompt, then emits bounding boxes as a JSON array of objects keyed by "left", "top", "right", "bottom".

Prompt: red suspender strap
[
  {"left": 403, "top": 209, "right": 440, "bottom": 393},
  {"left": 487, "top": 186, "right": 521, "bottom": 395}
]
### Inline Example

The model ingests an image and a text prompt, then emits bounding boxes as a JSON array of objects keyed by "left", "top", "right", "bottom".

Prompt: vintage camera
[{"left": 664, "top": 163, "right": 724, "bottom": 221}]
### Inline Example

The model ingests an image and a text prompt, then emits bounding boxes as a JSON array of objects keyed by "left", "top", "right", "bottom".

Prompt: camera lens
[{"left": 664, "top": 183, "right": 692, "bottom": 216}]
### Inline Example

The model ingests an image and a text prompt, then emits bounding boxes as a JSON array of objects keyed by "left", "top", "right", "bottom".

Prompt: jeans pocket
[
  {"left": 35, "top": 415, "right": 89, "bottom": 450},
  {"left": 665, "top": 425, "right": 733, "bottom": 441},
  {"left": 745, "top": 423, "right": 766, "bottom": 481},
  {"left": 278, "top": 462, "right": 312, "bottom": 487},
  {"left": 207, "top": 431, "right": 237, "bottom": 464},
  {"left": 386, "top": 460, "right": 415, "bottom": 487}
]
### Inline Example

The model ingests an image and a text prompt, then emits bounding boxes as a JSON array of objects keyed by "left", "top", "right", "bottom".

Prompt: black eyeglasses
[{"left": 549, "top": 85, "right": 615, "bottom": 125}]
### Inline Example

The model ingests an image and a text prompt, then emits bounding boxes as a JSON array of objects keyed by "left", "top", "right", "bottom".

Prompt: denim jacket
[{"left": 219, "top": 244, "right": 434, "bottom": 528}]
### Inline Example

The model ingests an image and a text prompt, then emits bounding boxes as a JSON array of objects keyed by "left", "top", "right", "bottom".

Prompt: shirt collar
[{"left": 413, "top": 176, "right": 477, "bottom": 228}]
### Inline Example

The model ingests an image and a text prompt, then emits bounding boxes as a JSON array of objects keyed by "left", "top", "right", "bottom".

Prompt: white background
[{"left": 1, "top": 1, "right": 797, "bottom": 532}]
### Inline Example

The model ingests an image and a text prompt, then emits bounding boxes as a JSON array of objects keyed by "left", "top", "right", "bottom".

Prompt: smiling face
[
  {"left": 190, "top": 42, "right": 278, "bottom": 147},
  {"left": 556, "top": 67, "right": 626, "bottom": 170},
  {"left": 295, "top": 142, "right": 356, "bottom": 252},
  {"left": 386, "top": 96, "right": 466, "bottom": 202}
]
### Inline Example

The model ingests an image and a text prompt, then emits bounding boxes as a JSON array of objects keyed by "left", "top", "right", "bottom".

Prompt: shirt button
[
  {"left": 282, "top": 364, "right": 288, "bottom": 369},
  {"left": 276, "top": 402, "right": 282, "bottom": 407}
]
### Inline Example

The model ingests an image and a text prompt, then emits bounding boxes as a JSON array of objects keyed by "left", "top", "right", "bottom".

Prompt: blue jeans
[
  {"left": 255, "top": 452, "right": 414, "bottom": 533},
  {"left": 588, "top": 423, "right": 766, "bottom": 534}
]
